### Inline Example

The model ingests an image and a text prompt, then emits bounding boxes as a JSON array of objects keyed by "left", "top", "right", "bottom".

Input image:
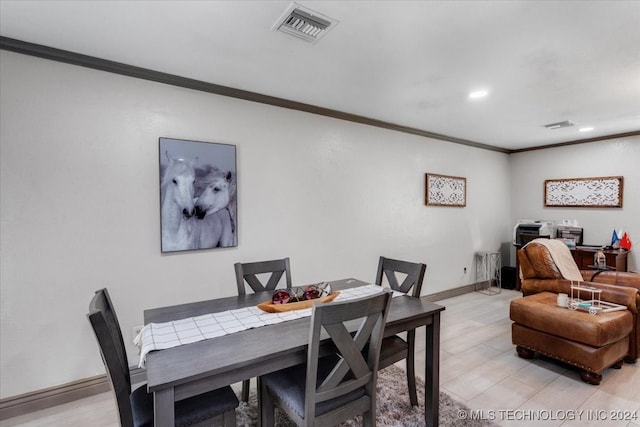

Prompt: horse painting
[
  {"left": 160, "top": 154, "right": 197, "bottom": 252},
  {"left": 159, "top": 137, "right": 237, "bottom": 252},
  {"left": 193, "top": 171, "right": 236, "bottom": 248}
]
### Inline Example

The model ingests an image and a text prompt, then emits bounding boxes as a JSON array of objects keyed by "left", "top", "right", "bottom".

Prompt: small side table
[{"left": 475, "top": 252, "right": 501, "bottom": 295}]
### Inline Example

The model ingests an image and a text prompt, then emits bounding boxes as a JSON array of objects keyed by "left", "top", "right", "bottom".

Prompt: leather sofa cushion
[{"left": 510, "top": 292, "right": 633, "bottom": 348}]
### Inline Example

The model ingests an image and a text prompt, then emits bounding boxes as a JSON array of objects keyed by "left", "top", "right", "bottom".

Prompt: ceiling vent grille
[
  {"left": 273, "top": 3, "right": 337, "bottom": 43},
  {"left": 543, "top": 120, "right": 574, "bottom": 130}
]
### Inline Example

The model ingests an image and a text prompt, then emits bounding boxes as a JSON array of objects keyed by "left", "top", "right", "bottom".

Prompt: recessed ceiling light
[
  {"left": 468, "top": 90, "right": 489, "bottom": 99},
  {"left": 579, "top": 127, "right": 594, "bottom": 132}
]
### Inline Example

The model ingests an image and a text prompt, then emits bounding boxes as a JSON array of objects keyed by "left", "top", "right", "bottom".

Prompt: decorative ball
[{"left": 272, "top": 290, "right": 290, "bottom": 305}]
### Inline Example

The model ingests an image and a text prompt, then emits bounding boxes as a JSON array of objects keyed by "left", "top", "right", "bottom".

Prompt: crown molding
[{"left": 3, "top": 36, "right": 637, "bottom": 154}]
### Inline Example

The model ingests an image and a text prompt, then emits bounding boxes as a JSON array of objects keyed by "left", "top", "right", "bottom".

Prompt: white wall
[
  {"left": 510, "top": 139, "right": 640, "bottom": 270},
  {"left": 0, "top": 51, "right": 512, "bottom": 398}
]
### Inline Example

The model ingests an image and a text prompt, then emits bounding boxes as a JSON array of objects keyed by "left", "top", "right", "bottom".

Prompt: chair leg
[
  {"left": 223, "top": 409, "right": 236, "bottom": 427},
  {"left": 259, "top": 378, "right": 275, "bottom": 427},
  {"left": 241, "top": 379, "right": 250, "bottom": 402},
  {"left": 363, "top": 409, "right": 375, "bottom": 427},
  {"left": 406, "top": 354, "right": 418, "bottom": 406},
  {"left": 406, "top": 330, "right": 418, "bottom": 406}
]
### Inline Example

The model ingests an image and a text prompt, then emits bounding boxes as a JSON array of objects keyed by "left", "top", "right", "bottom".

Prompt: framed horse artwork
[{"left": 159, "top": 137, "right": 237, "bottom": 252}]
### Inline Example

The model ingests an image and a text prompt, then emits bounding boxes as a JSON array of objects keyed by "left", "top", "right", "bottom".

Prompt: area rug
[{"left": 235, "top": 365, "right": 498, "bottom": 426}]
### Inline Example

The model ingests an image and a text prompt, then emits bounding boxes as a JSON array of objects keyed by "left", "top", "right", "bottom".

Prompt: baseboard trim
[
  {"left": 0, "top": 284, "right": 481, "bottom": 421},
  {"left": 0, "top": 367, "right": 146, "bottom": 421},
  {"left": 0, "top": 375, "right": 109, "bottom": 421},
  {"left": 423, "top": 283, "right": 478, "bottom": 301}
]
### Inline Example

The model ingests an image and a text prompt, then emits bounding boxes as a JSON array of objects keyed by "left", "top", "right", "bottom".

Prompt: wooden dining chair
[
  {"left": 260, "top": 290, "right": 393, "bottom": 427},
  {"left": 234, "top": 256, "right": 292, "bottom": 400},
  {"left": 234, "top": 257, "right": 292, "bottom": 296},
  {"left": 375, "top": 256, "right": 426, "bottom": 406},
  {"left": 87, "top": 289, "right": 239, "bottom": 427}
]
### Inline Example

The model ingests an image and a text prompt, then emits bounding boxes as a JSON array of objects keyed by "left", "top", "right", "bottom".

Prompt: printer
[
  {"left": 556, "top": 225, "right": 583, "bottom": 247},
  {"left": 513, "top": 219, "right": 556, "bottom": 245}
]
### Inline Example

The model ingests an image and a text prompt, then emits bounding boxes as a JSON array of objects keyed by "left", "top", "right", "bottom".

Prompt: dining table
[{"left": 143, "top": 278, "right": 445, "bottom": 427}]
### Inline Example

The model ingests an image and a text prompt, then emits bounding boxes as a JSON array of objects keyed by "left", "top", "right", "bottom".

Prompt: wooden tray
[{"left": 257, "top": 291, "right": 340, "bottom": 313}]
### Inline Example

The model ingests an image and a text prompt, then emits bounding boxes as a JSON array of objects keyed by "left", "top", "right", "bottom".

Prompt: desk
[
  {"left": 570, "top": 247, "right": 628, "bottom": 272},
  {"left": 144, "top": 279, "right": 445, "bottom": 427}
]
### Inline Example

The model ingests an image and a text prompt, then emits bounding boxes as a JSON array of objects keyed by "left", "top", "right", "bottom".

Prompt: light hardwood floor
[
  {"left": 2, "top": 289, "right": 639, "bottom": 426},
  {"left": 420, "top": 289, "right": 640, "bottom": 427}
]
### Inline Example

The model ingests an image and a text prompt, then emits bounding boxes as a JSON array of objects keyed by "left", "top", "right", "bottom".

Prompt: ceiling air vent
[
  {"left": 543, "top": 120, "right": 574, "bottom": 130},
  {"left": 273, "top": 3, "right": 337, "bottom": 43}
]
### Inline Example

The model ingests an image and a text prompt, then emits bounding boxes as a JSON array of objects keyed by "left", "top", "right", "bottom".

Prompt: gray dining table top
[{"left": 143, "top": 278, "right": 445, "bottom": 393}]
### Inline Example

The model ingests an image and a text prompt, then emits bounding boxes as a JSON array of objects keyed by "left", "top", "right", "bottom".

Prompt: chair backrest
[
  {"left": 234, "top": 257, "right": 292, "bottom": 295},
  {"left": 376, "top": 256, "right": 426, "bottom": 297},
  {"left": 304, "top": 290, "right": 392, "bottom": 423},
  {"left": 87, "top": 289, "right": 134, "bottom": 427},
  {"left": 518, "top": 244, "right": 563, "bottom": 280}
]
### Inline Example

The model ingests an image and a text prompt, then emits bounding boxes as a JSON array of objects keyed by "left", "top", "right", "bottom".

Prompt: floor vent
[
  {"left": 543, "top": 120, "right": 574, "bottom": 130},
  {"left": 273, "top": 3, "right": 337, "bottom": 43}
]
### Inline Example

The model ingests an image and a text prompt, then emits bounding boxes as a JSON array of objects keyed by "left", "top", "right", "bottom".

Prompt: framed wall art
[
  {"left": 425, "top": 173, "right": 466, "bottom": 207},
  {"left": 544, "top": 176, "right": 623, "bottom": 208},
  {"left": 159, "top": 137, "right": 237, "bottom": 252}
]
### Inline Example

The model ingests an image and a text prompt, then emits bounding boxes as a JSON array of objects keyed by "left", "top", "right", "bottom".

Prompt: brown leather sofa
[{"left": 512, "top": 242, "right": 640, "bottom": 384}]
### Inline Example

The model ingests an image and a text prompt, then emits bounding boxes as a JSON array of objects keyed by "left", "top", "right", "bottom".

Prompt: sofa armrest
[
  {"left": 522, "top": 279, "right": 639, "bottom": 313},
  {"left": 580, "top": 270, "right": 640, "bottom": 291}
]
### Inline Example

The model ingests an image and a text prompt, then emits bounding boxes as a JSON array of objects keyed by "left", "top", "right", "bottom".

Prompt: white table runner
[{"left": 135, "top": 284, "right": 401, "bottom": 368}]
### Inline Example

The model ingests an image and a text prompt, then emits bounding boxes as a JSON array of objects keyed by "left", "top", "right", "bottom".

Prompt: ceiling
[{"left": 1, "top": 0, "right": 639, "bottom": 152}]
